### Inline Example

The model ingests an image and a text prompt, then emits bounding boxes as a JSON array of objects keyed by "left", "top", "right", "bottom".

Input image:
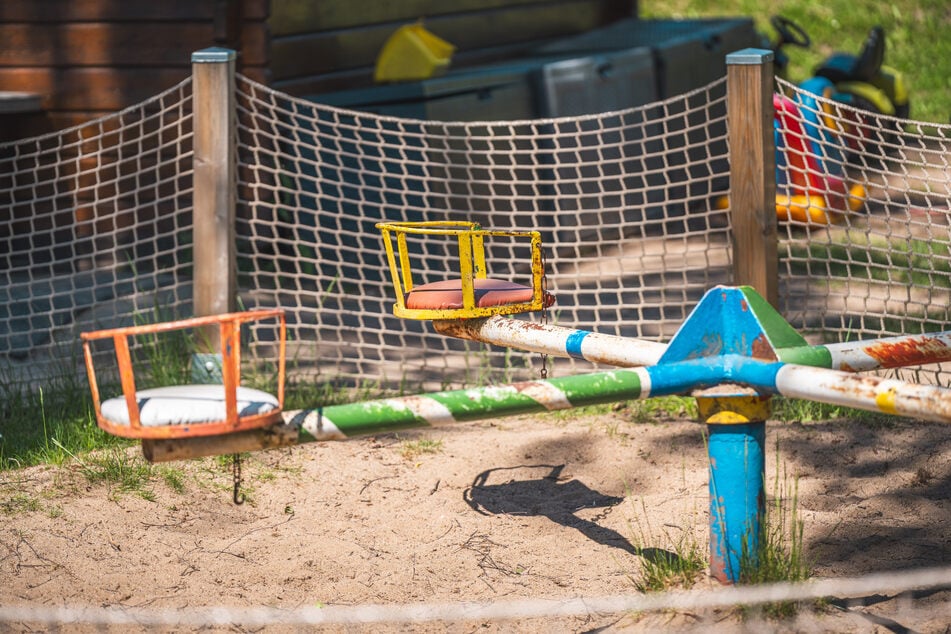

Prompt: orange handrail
[{"left": 81, "top": 309, "right": 286, "bottom": 439}]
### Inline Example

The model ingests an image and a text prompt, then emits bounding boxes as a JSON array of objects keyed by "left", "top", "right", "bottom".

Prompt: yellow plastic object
[
  {"left": 775, "top": 183, "right": 866, "bottom": 226},
  {"left": 775, "top": 194, "right": 845, "bottom": 225},
  {"left": 715, "top": 182, "right": 866, "bottom": 227},
  {"left": 374, "top": 22, "right": 455, "bottom": 83},
  {"left": 376, "top": 220, "right": 547, "bottom": 320}
]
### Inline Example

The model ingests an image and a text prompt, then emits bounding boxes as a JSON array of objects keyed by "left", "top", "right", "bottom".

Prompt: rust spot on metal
[
  {"left": 824, "top": 373, "right": 884, "bottom": 399},
  {"left": 740, "top": 299, "right": 749, "bottom": 312},
  {"left": 400, "top": 394, "right": 434, "bottom": 407},
  {"left": 839, "top": 362, "right": 858, "bottom": 372},
  {"left": 864, "top": 337, "right": 951, "bottom": 369},
  {"left": 751, "top": 333, "right": 777, "bottom": 360},
  {"left": 512, "top": 381, "right": 536, "bottom": 394},
  {"left": 519, "top": 321, "right": 549, "bottom": 331},
  {"left": 581, "top": 353, "right": 638, "bottom": 367},
  {"left": 432, "top": 319, "right": 477, "bottom": 338}
]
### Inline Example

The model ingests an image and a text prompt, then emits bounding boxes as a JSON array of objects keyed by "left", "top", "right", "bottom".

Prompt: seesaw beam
[
  {"left": 434, "top": 316, "right": 667, "bottom": 367},
  {"left": 435, "top": 316, "right": 951, "bottom": 375},
  {"left": 141, "top": 285, "right": 951, "bottom": 586},
  {"left": 142, "top": 368, "right": 653, "bottom": 462},
  {"left": 141, "top": 355, "right": 951, "bottom": 462}
]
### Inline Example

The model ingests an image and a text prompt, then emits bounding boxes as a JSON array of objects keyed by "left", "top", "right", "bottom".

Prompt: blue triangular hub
[{"left": 658, "top": 286, "right": 807, "bottom": 364}]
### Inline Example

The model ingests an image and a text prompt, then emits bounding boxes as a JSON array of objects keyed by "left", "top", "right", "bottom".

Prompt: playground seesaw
[{"left": 82, "top": 221, "right": 951, "bottom": 583}]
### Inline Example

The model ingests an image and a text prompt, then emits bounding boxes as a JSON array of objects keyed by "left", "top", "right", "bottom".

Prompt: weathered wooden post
[
  {"left": 726, "top": 49, "right": 777, "bottom": 308},
  {"left": 191, "top": 48, "right": 237, "bottom": 379},
  {"left": 716, "top": 55, "right": 776, "bottom": 582},
  {"left": 192, "top": 47, "right": 237, "bottom": 318}
]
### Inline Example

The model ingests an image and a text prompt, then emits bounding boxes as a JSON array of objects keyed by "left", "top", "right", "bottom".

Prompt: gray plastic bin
[
  {"left": 308, "top": 61, "right": 539, "bottom": 121},
  {"left": 536, "top": 17, "right": 759, "bottom": 99},
  {"left": 537, "top": 46, "right": 656, "bottom": 117}
]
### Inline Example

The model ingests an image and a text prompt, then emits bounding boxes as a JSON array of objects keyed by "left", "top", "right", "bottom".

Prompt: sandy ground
[{"left": 2, "top": 407, "right": 951, "bottom": 633}]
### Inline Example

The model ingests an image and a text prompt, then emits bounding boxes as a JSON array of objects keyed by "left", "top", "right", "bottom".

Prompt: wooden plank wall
[
  {"left": 0, "top": 0, "right": 636, "bottom": 276},
  {"left": 0, "top": 0, "right": 268, "bottom": 140},
  {"left": 0, "top": 0, "right": 268, "bottom": 274},
  {"left": 268, "top": 0, "right": 638, "bottom": 96},
  {"left": 1, "top": 0, "right": 637, "bottom": 138}
]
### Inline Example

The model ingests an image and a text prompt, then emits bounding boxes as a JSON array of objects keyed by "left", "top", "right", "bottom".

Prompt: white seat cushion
[{"left": 100, "top": 384, "right": 279, "bottom": 427}]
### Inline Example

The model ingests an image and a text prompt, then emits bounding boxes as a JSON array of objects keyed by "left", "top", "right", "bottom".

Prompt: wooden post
[
  {"left": 726, "top": 49, "right": 778, "bottom": 308},
  {"left": 191, "top": 48, "right": 236, "bottom": 371},
  {"left": 192, "top": 47, "right": 237, "bottom": 320}
]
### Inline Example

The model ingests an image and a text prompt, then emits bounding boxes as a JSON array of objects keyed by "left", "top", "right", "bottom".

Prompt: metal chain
[
  {"left": 539, "top": 248, "right": 550, "bottom": 380},
  {"left": 232, "top": 453, "right": 245, "bottom": 505},
  {"left": 588, "top": 503, "right": 615, "bottom": 524}
]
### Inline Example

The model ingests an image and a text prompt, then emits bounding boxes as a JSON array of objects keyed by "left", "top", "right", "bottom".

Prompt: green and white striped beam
[
  {"left": 142, "top": 369, "right": 652, "bottom": 462},
  {"left": 290, "top": 369, "right": 651, "bottom": 441}
]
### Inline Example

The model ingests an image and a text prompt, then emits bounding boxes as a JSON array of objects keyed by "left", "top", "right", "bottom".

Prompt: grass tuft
[
  {"left": 80, "top": 448, "right": 156, "bottom": 501},
  {"left": 624, "top": 396, "right": 698, "bottom": 424},
  {"left": 156, "top": 465, "right": 188, "bottom": 494},
  {"left": 772, "top": 397, "right": 894, "bottom": 426},
  {"left": 739, "top": 454, "right": 812, "bottom": 619},
  {"left": 629, "top": 498, "right": 707, "bottom": 592},
  {"left": 399, "top": 437, "right": 444, "bottom": 461},
  {"left": 0, "top": 372, "right": 132, "bottom": 472}
]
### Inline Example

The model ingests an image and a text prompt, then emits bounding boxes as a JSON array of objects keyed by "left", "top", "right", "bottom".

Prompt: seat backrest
[
  {"left": 853, "top": 26, "right": 885, "bottom": 81},
  {"left": 81, "top": 309, "right": 286, "bottom": 439},
  {"left": 376, "top": 221, "right": 551, "bottom": 320},
  {"left": 814, "top": 25, "right": 885, "bottom": 83}
]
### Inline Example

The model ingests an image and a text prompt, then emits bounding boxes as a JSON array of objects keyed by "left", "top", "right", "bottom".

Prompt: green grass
[
  {"left": 0, "top": 493, "right": 42, "bottom": 515},
  {"left": 157, "top": 465, "right": 188, "bottom": 494},
  {"left": 79, "top": 448, "right": 157, "bottom": 501},
  {"left": 632, "top": 500, "right": 707, "bottom": 592},
  {"left": 549, "top": 397, "right": 697, "bottom": 425},
  {"left": 0, "top": 375, "right": 133, "bottom": 471},
  {"left": 772, "top": 396, "right": 895, "bottom": 426},
  {"left": 398, "top": 437, "right": 444, "bottom": 460},
  {"left": 623, "top": 396, "right": 699, "bottom": 424},
  {"left": 783, "top": 235, "right": 951, "bottom": 290},
  {"left": 739, "top": 456, "right": 812, "bottom": 619},
  {"left": 642, "top": 0, "right": 951, "bottom": 125}
]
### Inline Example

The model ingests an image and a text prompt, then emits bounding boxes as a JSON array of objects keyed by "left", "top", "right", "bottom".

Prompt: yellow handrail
[{"left": 375, "top": 221, "right": 547, "bottom": 320}]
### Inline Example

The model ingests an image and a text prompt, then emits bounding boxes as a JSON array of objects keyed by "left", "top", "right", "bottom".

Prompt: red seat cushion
[{"left": 405, "top": 278, "right": 554, "bottom": 310}]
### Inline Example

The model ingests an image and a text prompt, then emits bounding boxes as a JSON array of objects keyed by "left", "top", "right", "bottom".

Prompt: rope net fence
[
  {"left": 2, "top": 59, "right": 951, "bottom": 633},
  {"left": 0, "top": 79, "right": 195, "bottom": 388},
  {"left": 774, "top": 76, "right": 951, "bottom": 385},
  {"left": 1, "top": 70, "right": 950, "bottom": 392},
  {"left": 2, "top": 565, "right": 950, "bottom": 630},
  {"left": 235, "top": 75, "right": 731, "bottom": 390}
]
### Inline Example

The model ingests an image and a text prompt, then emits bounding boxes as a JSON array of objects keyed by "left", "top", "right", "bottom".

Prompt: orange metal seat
[{"left": 80, "top": 309, "right": 286, "bottom": 440}]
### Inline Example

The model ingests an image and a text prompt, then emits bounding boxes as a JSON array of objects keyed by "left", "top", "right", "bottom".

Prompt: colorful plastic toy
[{"left": 767, "top": 16, "right": 910, "bottom": 225}]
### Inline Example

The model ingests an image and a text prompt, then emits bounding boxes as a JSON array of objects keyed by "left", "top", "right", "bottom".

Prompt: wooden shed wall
[
  {"left": 0, "top": 0, "right": 268, "bottom": 141},
  {"left": 0, "top": 0, "right": 636, "bottom": 141},
  {"left": 268, "top": 0, "right": 638, "bottom": 96}
]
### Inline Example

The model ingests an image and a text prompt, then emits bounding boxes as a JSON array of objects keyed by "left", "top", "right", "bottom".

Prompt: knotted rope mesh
[
  {"left": 235, "top": 75, "right": 732, "bottom": 390},
  {"left": 0, "top": 79, "right": 194, "bottom": 387},
  {"left": 775, "top": 76, "right": 951, "bottom": 384},
  {"left": 2, "top": 71, "right": 950, "bottom": 392}
]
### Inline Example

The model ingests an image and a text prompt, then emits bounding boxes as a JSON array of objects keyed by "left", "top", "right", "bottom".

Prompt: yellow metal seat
[
  {"left": 376, "top": 221, "right": 554, "bottom": 320},
  {"left": 80, "top": 309, "right": 286, "bottom": 440}
]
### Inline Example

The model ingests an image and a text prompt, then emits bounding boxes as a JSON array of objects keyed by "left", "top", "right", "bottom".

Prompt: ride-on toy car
[{"left": 766, "top": 16, "right": 908, "bottom": 224}]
